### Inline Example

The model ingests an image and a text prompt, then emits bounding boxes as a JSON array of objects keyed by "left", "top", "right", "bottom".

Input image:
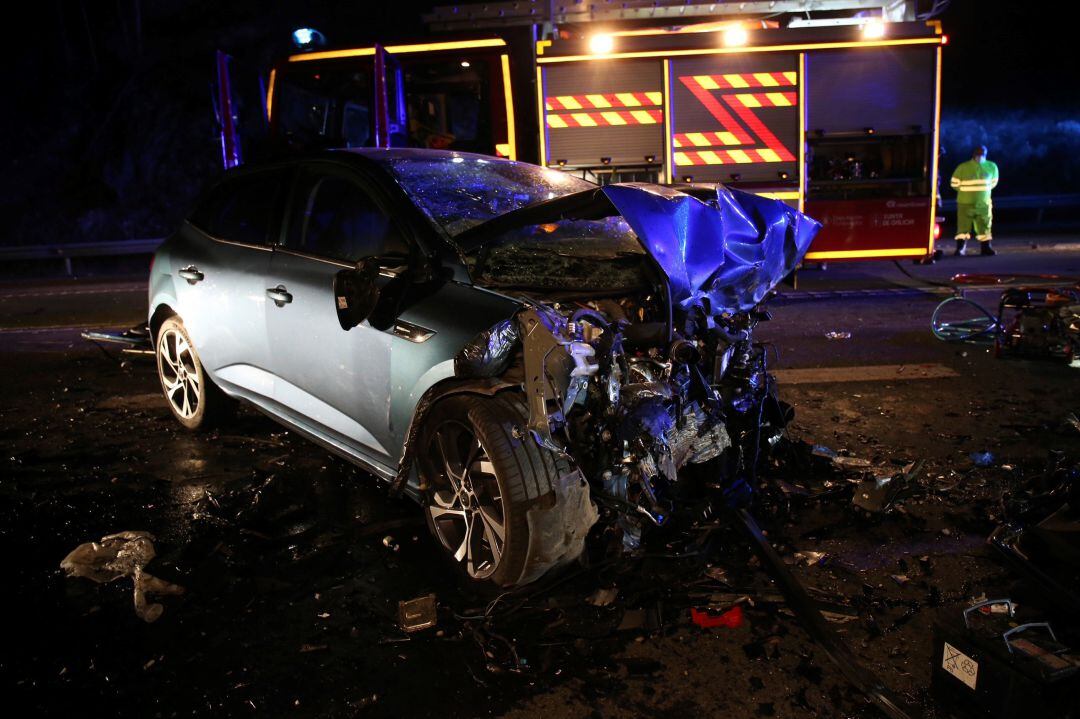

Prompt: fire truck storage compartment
[
  {"left": 804, "top": 46, "right": 938, "bottom": 258},
  {"left": 669, "top": 53, "right": 800, "bottom": 186},
  {"left": 541, "top": 60, "right": 664, "bottom": 170},
  {"left": 805, "top": 46, "right": 935, "bottom": 201}
]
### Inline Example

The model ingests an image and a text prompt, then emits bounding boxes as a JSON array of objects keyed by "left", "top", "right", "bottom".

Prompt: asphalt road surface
[{"left": 2, "top": 234, "right": 1079, "bottom": 718}]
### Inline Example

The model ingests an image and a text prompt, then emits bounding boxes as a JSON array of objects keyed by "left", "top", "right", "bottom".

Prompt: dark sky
[{"left": 938, "top": 1, "right": 1079, "bottom": 109}]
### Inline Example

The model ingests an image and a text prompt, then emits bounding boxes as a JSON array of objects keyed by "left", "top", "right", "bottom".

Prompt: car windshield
[
  {"left": 381, "top": 154, "right": 594, "bottom": 237},
  {"left": 465, "top": 216, "right": 651, "bottom": 292}
]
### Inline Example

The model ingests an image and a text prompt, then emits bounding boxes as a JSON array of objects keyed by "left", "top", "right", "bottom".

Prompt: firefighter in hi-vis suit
[{"left": 950, "top": 145, "right": 999, "bottom": 256}]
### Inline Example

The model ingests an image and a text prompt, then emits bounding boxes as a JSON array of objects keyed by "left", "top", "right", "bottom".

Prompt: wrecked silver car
[{"left": 148, "top": 149, "right": 819, "bottom": 588}]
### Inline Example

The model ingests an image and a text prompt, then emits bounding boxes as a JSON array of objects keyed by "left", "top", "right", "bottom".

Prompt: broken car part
[{"left": 398, "top": 593, "right": 438, "bottom": 632}]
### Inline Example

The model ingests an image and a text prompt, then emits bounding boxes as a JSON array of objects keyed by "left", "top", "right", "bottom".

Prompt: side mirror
[{"left": 333, "top": 260, "right": 380, "bottom": 330}]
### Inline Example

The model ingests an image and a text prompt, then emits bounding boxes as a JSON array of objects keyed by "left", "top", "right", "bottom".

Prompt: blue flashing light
[{"left": 292, "top": 27, "right": 327, "bottom": 50}]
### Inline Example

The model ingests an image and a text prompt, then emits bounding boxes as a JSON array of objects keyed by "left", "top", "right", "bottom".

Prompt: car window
[
  {"left": 189, "top": 170, "right": 286, "bottom": 245},
  {"left": 286, "top": 171, "right": 407, "bottom": 260}
]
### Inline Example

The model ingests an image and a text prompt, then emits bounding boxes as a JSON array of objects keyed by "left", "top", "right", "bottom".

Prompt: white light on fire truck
[
  {"left": 861, "top": 19, "right": 887, "bottom": 39},
  {"left": 589, "top": 34, "right": 615, "bottom": 54},
  {"left": 722, "top": 26, "right": 748, "bottom": 47}
]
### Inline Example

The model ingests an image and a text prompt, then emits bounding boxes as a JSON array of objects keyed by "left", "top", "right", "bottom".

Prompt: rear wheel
[
  {"left": 155, "top": 316, "right": 234, "bottom": 430},
  {"left": 418, "top": 394, "right": 594, "bottom": 588}
]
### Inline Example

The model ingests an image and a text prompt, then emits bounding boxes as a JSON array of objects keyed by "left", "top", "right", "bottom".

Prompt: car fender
[
  {"left": 390, "top": 373, "right": 519, "bottom": 497},
  {"left": 148, "top": 240, "right": 180, "bottom": 336}
]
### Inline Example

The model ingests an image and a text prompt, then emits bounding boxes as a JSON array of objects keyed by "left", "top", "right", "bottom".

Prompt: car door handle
[
  {"left": 178, "top": 266, "right": 204, "bottom": 284},
  {"left": 266, "top": 285, "right": 293, "bottom": 307}
]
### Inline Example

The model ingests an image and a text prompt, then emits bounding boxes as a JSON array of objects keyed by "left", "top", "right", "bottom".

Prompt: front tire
[
  {"left": 155, "top": 316, "right": 233, "bottom": 431},
  {"left": 418, "top": 394, "right": 594, "bottom": 589}
]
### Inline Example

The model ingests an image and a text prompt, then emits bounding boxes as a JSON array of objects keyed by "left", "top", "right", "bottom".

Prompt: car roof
[
  {"left": 219, "top": 148, "right": 522, "bottom": 180},
  {"left": 331, "top": 147, "right": 520, "bottom": 165}
]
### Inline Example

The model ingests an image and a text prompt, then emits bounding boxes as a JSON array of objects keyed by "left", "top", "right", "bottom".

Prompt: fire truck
[{"left": 219, "top": 0, "right": 949, "bottom": 263}]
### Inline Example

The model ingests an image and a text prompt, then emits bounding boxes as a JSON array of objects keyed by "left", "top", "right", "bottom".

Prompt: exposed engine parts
[
  {"left": 452, "top": 183, "right": 820, "bottom": 555},
  {"left": 511, "top": 297, "right": 787, "bottom": 547}
]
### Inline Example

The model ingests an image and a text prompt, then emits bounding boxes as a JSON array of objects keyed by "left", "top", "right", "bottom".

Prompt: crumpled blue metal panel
[{"left": 601, "top": 183, "right": 821, "bottom": 313}]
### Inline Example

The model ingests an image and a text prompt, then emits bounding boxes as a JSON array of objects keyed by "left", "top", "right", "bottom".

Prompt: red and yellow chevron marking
[
  {"left": 689, "top": 72, "right": 796, "bottom": 90},
  {"left": 722, "top": 93, "right": 795, "bottom": 161},
  {"left": 673, "top": 131, "right": 742, "bottom": 147},
  {"left": 676, "top": 72, "right": 798, "bottom": 164},
  {"left": 547, "top": 109, "right": 662, "bottom": 128},
  {"left": 545, "top": 91, "right": 662, "bottom": 111},
  {"left": 674, "top": 148, "right": 789, "bottom": 166},
  {"left": 726, "top": 91, "right": 796, "bottom": 108}
]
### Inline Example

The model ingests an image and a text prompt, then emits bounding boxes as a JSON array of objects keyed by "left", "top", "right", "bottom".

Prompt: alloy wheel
[
  {"left": 425, "top": 420, "right": 507, "bottom": 579},
  {"left": 157, "top": 328, "right": 200, "bottom": 419}
]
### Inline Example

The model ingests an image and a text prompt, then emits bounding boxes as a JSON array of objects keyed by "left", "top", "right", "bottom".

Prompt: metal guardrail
[{"left": 0, "top": 238, "right": 163, "bottom": 276}]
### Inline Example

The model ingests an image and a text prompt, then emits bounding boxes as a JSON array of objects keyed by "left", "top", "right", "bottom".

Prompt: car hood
[{"left": 458, "top": 182, "right": 820, "bottom": 314}]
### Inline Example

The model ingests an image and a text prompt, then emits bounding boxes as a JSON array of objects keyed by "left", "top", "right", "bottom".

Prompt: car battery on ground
[{"left": 931, "top": 599, "right": 1080, "bottom": 718}]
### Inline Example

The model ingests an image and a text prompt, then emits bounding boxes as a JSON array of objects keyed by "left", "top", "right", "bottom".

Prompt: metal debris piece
[
  {"left": 820, "top": 610, "right": 860, "bottom": 624},
  {"left": 586, "top": 587, "right": 619, "bottom": 607},
  {"left": 833, "top": 455, "right": 874, "bottom": 471},
  {"left": 825, "top": 331, "right": 852, "bottom": 340},
  {"left": 60, "top": 531, "right": 184, "bottom": 623},
  {"left": 398, "top": 594, "right": 438, "bottom": 633},
  {"left": 852, "top": 461, "right": 923, "bottom": 513},
  {"left": 793, "top": 551, "right": 829, "bottom": 567}
]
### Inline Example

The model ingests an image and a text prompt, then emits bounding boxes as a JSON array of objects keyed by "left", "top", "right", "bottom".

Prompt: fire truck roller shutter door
[
  {"left": 807, "top": 47, "right": 935, "bottom": 135},
  {"left": 669, "top": 53, "right": 800, "bottom": 185},
  {"left": 542, "top": 60, "right": 664, "bottom": 168}
]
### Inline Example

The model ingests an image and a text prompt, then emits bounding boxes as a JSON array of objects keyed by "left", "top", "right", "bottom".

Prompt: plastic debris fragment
[
  {"left": 60, "top": 531, "right": 184, "bottom": 623},
  {"left": 690, "top": 605, "right": 744, "bottom": 629}
]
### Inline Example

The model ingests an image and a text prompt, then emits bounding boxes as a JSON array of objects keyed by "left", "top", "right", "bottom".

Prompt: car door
[
  {"left": 265, "top": 162, "right": 411, "bottom": 463},
  {"left": 175, "top": 167, "right": 289, "bottom": 403}
]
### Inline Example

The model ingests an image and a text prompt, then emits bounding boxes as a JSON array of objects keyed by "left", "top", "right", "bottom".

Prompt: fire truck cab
[{"left": 244, "top": 0, "right": 947, "bottom": 263}]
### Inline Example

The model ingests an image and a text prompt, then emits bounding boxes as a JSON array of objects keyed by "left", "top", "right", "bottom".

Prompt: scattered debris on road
[
  {"left": 59, "top": 531, "right": 183, "bottom": 622},
  {"left": 398, "top": 593, "right": 438, "bottom": 633}
]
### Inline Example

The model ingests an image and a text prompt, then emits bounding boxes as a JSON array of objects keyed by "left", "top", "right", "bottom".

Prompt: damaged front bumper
[{"left": 451, "top": 182, "right": 819, "bottom": 548}]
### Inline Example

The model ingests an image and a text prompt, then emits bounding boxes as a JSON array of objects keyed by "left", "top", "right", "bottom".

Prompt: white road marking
[{"left": 774, "top": 363, "right": 959, "bottom": 385}]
